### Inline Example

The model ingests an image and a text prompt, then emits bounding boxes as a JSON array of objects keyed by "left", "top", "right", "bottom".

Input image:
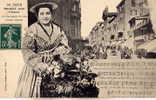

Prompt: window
[
  {"left": 144, "top": 0, "right": 148, "bottom": 5},
  {"left": 131, "top": 0, "right": 136, "bottom": 7},
  {"left": 70, "top": 17, "right": 74, "bottom": 24},
  {"left": 130, "top": 10, "right": 133, "bottom": 16},
  {"left": 135, "top": 10, "right": 137, "bottom": 15},
  {"left": 72, "top": 4, "right": 76, "bottom": 11}
]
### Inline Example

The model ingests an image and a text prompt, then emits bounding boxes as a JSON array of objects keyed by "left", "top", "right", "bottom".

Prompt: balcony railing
[{"left": 134, "top": 18, "right": 149, "bottom": 30}]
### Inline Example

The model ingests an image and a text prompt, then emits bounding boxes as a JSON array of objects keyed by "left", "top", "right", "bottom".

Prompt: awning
[{"left": 138, "top": 39, "right": 156, "bottom": 52}]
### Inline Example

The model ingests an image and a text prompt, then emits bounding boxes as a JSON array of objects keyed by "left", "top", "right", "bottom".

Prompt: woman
[{"left": 15, "top": 2, "right": 70, "bottom": 97}]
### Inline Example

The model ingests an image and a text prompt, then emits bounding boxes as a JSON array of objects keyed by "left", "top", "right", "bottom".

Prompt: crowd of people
[
  {"left": 83, "top": 44, "right": 156, "bottom": 59},
  {"left": 78, "top": 45, "right": 137, "bottom": 60}
]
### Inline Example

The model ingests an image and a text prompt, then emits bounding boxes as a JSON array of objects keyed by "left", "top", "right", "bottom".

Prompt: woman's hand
[{"left": 34, "top": 63, "right": 49, "bottom": 74}]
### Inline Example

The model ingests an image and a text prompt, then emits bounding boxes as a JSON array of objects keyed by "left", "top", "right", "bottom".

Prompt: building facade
[
  {"left": 89, "top": 0, "right": 153, "bottom": 51},
  {"left": 128, "top": 0, "right": 155, "bottom": 49},
  {"left": 88, "top": 22, "right": 105, "bottom": 47}
]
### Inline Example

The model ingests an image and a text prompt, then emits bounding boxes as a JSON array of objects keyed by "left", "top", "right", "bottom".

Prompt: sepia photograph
[
  {"left": 0, "top": 0, "right": 156, "bottom": 98},
  {"left": 15, "top": 0, "right": 99, "bottom": 98},
  {"left": 15, "top": 0, "right": 156, "bottom": 98},
  {"left": 88, "top": 0, "right": 156, "bottom": 60}
]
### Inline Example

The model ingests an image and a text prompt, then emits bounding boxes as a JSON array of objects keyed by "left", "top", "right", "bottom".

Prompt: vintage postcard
[{"left": 0, "top": 0, "right": 156, "bottom": 98}]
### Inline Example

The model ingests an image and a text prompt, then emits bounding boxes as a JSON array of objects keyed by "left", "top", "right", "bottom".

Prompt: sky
[{"left": 81, "top": 0, "right": 122, "bottom": 38}]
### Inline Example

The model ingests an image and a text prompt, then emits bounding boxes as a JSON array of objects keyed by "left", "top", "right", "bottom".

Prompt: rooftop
[{"left": 116, "top": 0, "right": 125, "bottom": 9}]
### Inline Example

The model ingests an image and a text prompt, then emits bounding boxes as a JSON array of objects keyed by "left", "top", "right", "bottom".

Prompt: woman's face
[{"left": 38, "top": 7, "right": 52, "bottom": 25}]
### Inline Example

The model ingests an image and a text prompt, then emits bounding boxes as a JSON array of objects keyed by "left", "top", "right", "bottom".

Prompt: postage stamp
[{"left": 0, "top": 24, "right": 21, "bottom": 49}]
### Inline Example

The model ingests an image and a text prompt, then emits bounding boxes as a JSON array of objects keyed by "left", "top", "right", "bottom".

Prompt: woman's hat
[{"left": 30, "top": 2, "right": 58, "bottom": 13}]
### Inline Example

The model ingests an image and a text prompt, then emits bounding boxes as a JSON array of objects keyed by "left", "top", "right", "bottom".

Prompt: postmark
[{"left": 0, "top": 24, "right": 21, "bottom": 49}]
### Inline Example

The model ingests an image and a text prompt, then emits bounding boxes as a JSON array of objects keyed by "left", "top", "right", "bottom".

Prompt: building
[
  {"left": 89, "top": 0, "right": 153, "bottom": 51},
  {"left": 88, "top": 22, "right": 104, "bottom": 47},
  {"left": 89, "top": 6, "right": 122, "bottom": 48},
  {"left": 128, "top": 0, "right": 155, "bottom": 51},
  {"left": 28, "top": 0, "right": 81, "bottom": 49}
]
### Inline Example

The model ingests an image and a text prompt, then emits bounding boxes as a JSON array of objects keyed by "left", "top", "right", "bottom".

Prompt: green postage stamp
[{"left": 0, "top": 24, "right": 21, "bottom": 49}]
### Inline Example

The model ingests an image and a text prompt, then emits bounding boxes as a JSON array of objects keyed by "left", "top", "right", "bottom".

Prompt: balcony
[{"left": 134, "top": 18, "right": 150, "bottom": 30}]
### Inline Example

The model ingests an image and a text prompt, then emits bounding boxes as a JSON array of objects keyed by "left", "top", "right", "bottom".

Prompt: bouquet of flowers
[{"left": 40, "top": 54, "right": 99, "bottom": 97}]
